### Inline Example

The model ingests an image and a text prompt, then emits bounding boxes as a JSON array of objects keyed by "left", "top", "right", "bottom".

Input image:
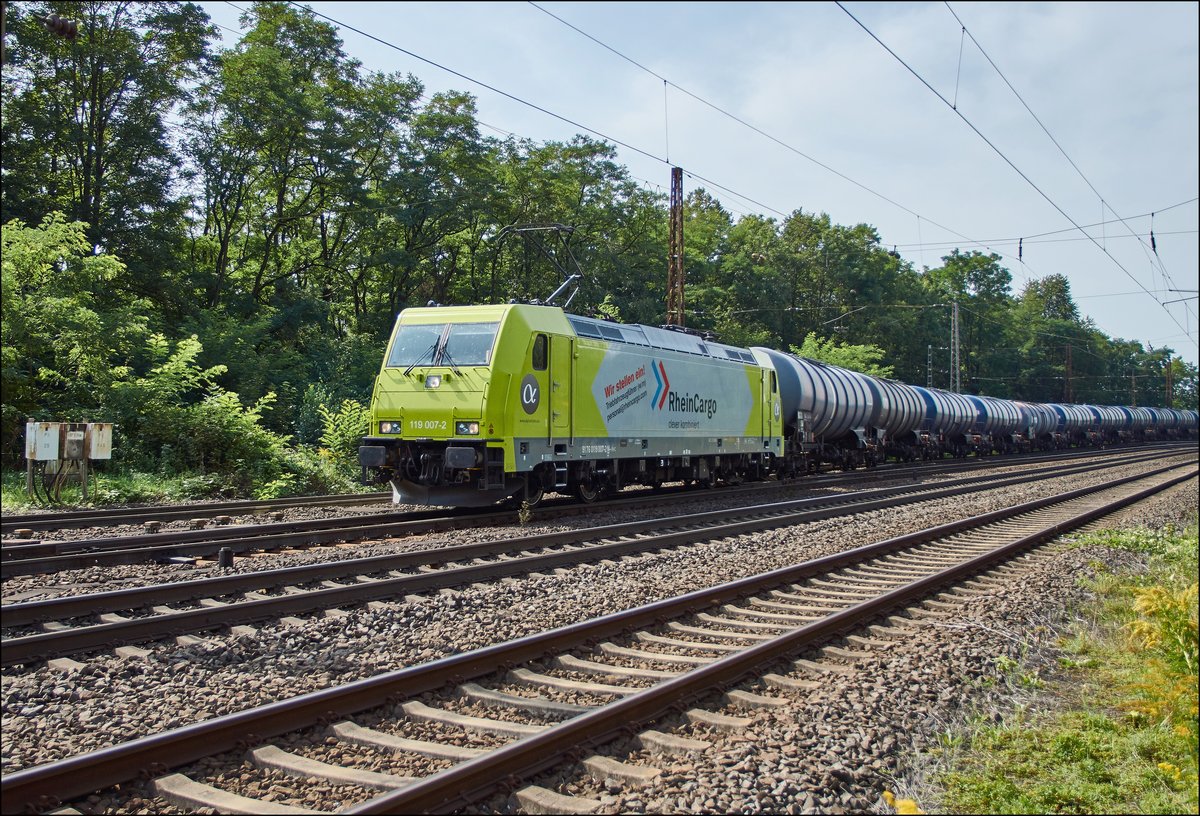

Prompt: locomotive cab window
[
  {"left": 387, "top": 322, "right": 499, "bottom": 368},
  {"left": 532, "top": 334, "right": 548, "bottom": 371},
  {"left": 770, "top": 371, "right": 778, "bottom": 393}
]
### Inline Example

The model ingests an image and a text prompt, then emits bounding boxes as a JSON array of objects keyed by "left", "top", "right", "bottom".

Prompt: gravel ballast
[{"left": 1, "top": 457, "right": 1195, "bottom": 815}]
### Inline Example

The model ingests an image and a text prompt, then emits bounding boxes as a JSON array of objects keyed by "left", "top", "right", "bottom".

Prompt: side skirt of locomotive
[{"left": 360, "top": 435, "right": 778, "bottom": 507}]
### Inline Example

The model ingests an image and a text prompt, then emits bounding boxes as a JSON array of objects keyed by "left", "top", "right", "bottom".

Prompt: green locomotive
[{"left": 358, "top": 304, "right": 783, "bottom": 506}]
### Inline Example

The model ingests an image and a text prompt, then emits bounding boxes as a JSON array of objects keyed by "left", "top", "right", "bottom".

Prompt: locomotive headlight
[
  {"left": 455, "top": 421, "right": 480, "bottom": 436},
  {"left": 424, "top": 374, "right": 442, "bottom": 389},
  {"left": 380, "top": 421, "right": 403, "bottom": 434}
]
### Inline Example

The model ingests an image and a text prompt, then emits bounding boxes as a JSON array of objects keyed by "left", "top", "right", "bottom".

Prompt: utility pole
[
  {"left": 1165, "top": 355, "right": 1173, "bottom": 407},
  {"left": 1063, "top": 344, "right": 1073, "bottom": 403},
  {"left": 927, "top": 344, "right": 933, "bottom": 388},
  {"left": 949, "top": 301, "right": 961, "bottom": 392},
  {"left": 665, "top": 167, "right": 685, "bottom": 327}
]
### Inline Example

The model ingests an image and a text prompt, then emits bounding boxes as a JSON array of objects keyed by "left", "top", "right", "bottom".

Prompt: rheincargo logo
[
  {"left": 652, "top": 360, "right": 718, "bottom": 419},
  {"left": 651, "top": 361, "right": 670, "bottom": 409}
]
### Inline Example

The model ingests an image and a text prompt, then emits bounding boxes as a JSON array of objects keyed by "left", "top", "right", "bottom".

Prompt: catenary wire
[
  {"left": 837, "top": 1, "right": 1192, "bottom": 344},
  {"left": 942, "top": 2, "right": 1196, "bottom": 336}
]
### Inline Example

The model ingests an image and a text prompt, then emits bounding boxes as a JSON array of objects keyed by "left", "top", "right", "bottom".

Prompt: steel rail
[
  {"left": 3, "top": 456, "right": 1188, "bottom": 666},
  {"left": 3, "top": 442, "right": 1184, "bottom": 535},
  {"left": 349, "top": 467, "right": 1197, "bottom": 814},
  {"left": 0, "top": 491, "right": 393, "bottom": 533},
  {"left": 3, "top": 464, "right": 1192, "bottom": 814},
  {"left": 1, "top": 447, "right": 1179, "bottom": 578}
]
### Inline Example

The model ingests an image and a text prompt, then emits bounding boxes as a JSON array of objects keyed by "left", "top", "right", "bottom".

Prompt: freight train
[{"left": 358, "top": 303, "right": 1198, "bottom": 507}]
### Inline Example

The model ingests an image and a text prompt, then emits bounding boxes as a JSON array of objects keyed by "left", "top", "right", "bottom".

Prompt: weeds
[{"left": 933, "top": 524, "right": 1199, "bottom": 814}]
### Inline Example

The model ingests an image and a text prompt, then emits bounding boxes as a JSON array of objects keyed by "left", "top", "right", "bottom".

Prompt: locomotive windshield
[{"left": 386, "top": 322, "right": 499, "bottom": 368}]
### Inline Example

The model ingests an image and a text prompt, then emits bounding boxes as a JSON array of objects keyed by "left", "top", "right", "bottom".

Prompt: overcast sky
[{"left": 202, "top": 1, "right": 1199, "bottom": 366}]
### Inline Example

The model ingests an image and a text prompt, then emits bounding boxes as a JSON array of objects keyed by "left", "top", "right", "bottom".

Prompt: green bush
[
  {"left": 106, "top": 334, "right": 292, "bottom": 491},
  {"left": 318, "top": 398, "right": 371, "bottom": 470}
]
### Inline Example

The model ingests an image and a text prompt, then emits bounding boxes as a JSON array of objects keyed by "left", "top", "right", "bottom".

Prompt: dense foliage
[{"left": 2, "top": 2, "right": 1195, "bottom": 488}]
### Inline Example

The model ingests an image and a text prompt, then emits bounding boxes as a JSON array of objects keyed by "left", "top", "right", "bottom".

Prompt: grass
[
  {"left": 1, "top": 467, "right": 223, "bottom": 510},
  {"left": 1, "top": 463, "right": 370, "bottom": 510},
  {"left": 934, "top": 524, "right": 1198, "bottom": 815}
]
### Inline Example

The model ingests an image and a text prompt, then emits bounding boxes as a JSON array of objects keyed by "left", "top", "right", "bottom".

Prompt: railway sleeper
[
  {"left": 923, "top": 597, "right": 966, "bottom": 611},
  {"left": 513, "top": 785, "right": 602, "bottom": 815},
  {"left": 685, "top": 708, "right": 753, "bottom": 733},
  {"left": 720, "top": 604, "right": 818, "bottom": 623},
  {"left": 152, "top": 773, "right": 324, "bottom": 815},
  {"left": 724, "top": 689, "right": 788, "bottom": 710},
  {"left": 792, "top": 657, "right": 856, "bottom": 676},
  {"left": 635, "top": 729, "right": 711, "bottom": 755},
  {"left": 845, "top": 634, "right": 896, "bottom": 650},
  {"left": 505, "top": 668, "right": 633, "bottom": 698},
  {"left": 807, "top": 577, "right": 880, "bottom": 593},
  {"left": 582, "top": 755, "right": 662, "bottom": 788},
  {"left": 46, "top": 657, "right": 85, "bottom": 673},
  {"left": 694, "top": 611, "right": 794, "bottom": 631},
  {"left": 885, "top": 614, "right": 928, "bottom": 629},
  {"left": 330, "top": 721, "right": 484, "bottom": 761},
  {"left": 761, "top": 673, "right": 821, "bottom": 692},
  {"left": 867, "top": 623, "right": 921, "bottom": 639},
  {"left": 400, "top": 700, "right": 546, "bottom": 738},
  {"left": 820, "top": 645, "right": 873, "bottom": 661},
  {"left": 752, "top": 597, "right": 838, "bottom": 615},
  {"left": 553, "top": 654, "right": 678, "bottom": 680},
  {"left": 248, "top": 744, "right": 415, "bottom": 791},
  {"left": 666, "top": 621, "right": 773, "bottom": 642},
  {"left": 633, "top": 631, "right": 744, "bottom": 653},
  {"left": 905, "top": 606, "right": 953, "bottom": 619},
  {"left": 598, "top": 642, "right": 716, "bottom": 667},
  {"left": 456, "top": 682, "right": 592, "bottom": 717}
]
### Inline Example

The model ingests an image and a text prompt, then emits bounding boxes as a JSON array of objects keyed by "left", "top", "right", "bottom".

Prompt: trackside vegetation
[
  {"left": 2, "top": 1, "right": 1196, "bottom": 503},
  {"left": 932, "top": 524, "right": 1199, "bottom": 815}
]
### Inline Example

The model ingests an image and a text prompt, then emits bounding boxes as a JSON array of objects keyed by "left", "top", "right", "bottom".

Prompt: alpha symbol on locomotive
[{"left": 520, "top": 374, "right": 541, "bottom": 414}]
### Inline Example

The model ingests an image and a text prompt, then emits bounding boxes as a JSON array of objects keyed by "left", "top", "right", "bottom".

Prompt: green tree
[
  {"left": 924, "top": 250, "right": 1017, "bottom": 395},
  {"left": 791, "top": 332, "right": 895, "bottom": 378},
  {"left": 1, "top": 1, "right": 216, "bottom": 310},
  {"left": 0, "top": 213, "right": 151, "bottom": 460}
]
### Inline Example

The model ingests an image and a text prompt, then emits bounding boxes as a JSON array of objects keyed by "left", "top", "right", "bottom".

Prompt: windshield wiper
[
  {"left": 404, "top": 340, "right": 439, "bottom": 376},
  {"left": 436, "top": 342, "right": 465, "bottom": 377}
]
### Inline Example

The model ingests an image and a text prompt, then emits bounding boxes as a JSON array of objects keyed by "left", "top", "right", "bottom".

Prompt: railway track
[
  {"left": 3, "top": 458, "right": 1192, "bottom": 814},
  {"left": 0, "top": 491, "right": 393, "bottom": 535},
  {"left": 2, "top": 449, "right": 1191, "bottom": 668},
  {"left": 3, "top": 442, "right": 1183, "bottom": 538},
  {"left": 1, "top": 445, "right": 1186, "bottom": 577}
]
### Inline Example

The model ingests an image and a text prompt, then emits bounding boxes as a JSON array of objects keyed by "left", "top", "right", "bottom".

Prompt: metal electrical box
[
  {"left": 63, "top": 424, "right": 87, "bottom": 460},
  {"left": 25, "top": 421, "right": 114, "bottom": 460},
  {"left": 25, "top": 422, "right": 60, "bottom": 461},
  {"left": 87, "top": 423, "right": 113, "bottom": 459},
  {"left": 25, "top": 421, "right": 115, "bottom": 502}
]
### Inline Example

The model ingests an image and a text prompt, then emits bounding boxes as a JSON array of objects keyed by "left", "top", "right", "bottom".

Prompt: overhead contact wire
[{"left": 838, "top": 1, "right": 1192, "bottom": 342}]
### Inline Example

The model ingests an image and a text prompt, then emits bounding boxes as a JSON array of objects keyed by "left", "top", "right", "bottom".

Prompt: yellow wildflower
[
  {"left": 1157, "top": 762, "right": 1183, "bottom": 782},
  {"left": 882, "top": 790, "right": 925, "bottom": 814}
]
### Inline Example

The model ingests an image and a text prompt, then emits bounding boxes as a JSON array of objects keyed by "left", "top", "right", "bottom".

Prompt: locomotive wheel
[
  {"left": 574, "top": 480, "right": 602, "bottom": 503},
  {"left": 523, "top": 477, "right": 545, "bottom": 508}
]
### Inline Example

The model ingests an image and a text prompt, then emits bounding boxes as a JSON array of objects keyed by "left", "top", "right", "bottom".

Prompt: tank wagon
[{"left": 359, "top": 303, "right": 1198, "bottom": 507}]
